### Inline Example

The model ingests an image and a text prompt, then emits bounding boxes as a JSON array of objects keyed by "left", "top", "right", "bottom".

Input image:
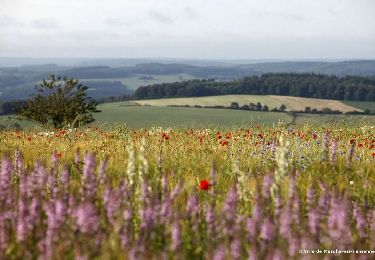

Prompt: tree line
[{"left": 133, "top": 73, "right": 375, "bottom": 101}]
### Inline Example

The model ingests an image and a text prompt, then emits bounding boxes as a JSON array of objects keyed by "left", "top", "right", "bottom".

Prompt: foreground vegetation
[{"left": 0, "top": 125, "right": 374, "bottom": 259}]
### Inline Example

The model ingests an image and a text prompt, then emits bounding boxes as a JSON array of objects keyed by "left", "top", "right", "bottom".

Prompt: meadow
[
  {"left": 2, "top": 104, "right": 375, "bottom": 130},
  {"left": 0, "top": 124, "right": 374, "bottom": 259}
]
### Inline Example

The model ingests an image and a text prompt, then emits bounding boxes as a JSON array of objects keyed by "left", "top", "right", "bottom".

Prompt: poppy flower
[
  {"left": 220, "top": 140, "right": 229, "bottom": 146},
  {"left": 162, "top": 133, "right": 169, "bottom": 140},
  {"left": 198, "top": 180, "right": 212, "bottom": 190},
  {"left": 372, "top": 152, "right": 375, "bottom": 159},
  {"left": 27, "top": 136, "right": 32, "bottom": 141}
]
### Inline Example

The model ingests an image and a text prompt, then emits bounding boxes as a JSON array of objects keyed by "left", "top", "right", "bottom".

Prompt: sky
[{"left": 0, "top": 0, "right": 374, "bottom": 59}]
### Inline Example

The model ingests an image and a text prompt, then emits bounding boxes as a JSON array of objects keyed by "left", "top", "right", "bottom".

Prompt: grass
[
  {"left": 342, "top": 101, "right": 375, "bottom": 113},
  {"left": 133, "top": 95, "right": 361, "bottom": 112},
  {"left": 294, "top": 113, "right": 375, "bottom": 126},
  {"left": 2, "top": 104, "right": 375, "bottom": 129},
  {"left": 94, "top": 104, "right": 291, "bottom": 128}
]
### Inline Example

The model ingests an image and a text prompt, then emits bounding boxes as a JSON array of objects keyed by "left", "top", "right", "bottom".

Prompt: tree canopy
[
  {"left": 133, "top": 73, "right": 375, "bottom": 101},
  {"left": 18, "top": 75, "right": 100, "bottom": 128}
]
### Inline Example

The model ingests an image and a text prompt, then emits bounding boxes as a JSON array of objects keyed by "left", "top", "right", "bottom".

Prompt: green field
[
  {"left": 343, "top": 100, "right": 375, "bottom": 113},
  {"left": 294, "top": 113, "right": 375, "bottom": 125},
  {"left": 2, "top": 102, "right": 375, "bottom": 129},
  {"left": 81, "top": 74, "right": 199, "bottom": 90},
  {"left": 94, "top": 104, "right": 291, "bottom": 128}
]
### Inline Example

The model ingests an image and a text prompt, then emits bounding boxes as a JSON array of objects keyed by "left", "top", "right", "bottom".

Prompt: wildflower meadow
[{"left": 0, "top": 125, "right": 374, "bottom": 259}]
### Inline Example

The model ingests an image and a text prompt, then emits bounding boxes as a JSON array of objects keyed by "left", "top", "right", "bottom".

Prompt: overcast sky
[{"left": 0, "top": 0, "right": 374, "bottom": 59}]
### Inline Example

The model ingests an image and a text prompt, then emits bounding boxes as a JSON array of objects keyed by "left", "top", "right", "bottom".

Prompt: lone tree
[{"left": 18, "top": 75, "right": 100, "bottom": 128}]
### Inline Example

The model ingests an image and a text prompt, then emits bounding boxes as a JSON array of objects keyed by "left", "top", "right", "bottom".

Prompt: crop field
[
  {"left": 133, "top": 94, "right": 362, "bottom": 112},
  {"left": 0, "top": 124, "right": 374, "bottom": 259}
]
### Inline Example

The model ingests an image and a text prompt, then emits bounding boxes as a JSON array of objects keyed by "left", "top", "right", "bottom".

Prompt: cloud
[
  {"left": 182, "top": 7, "right": 199, "bottom": 19},
  {"left": 0, "top": 15, "right": 22, "bottom": 27},
  {"left": 31, "top": 19, "right": 58, "bottom": 29},
  {"left": 149, "top": 10, "right": 173, "bottom": 24}
]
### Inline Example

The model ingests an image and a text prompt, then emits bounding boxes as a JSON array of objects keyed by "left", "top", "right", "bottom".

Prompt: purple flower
[
  {"left": 81, "top": 154, "right": 97, "bottom": 198},
  {"left": 262, "top": 174, "right": 273, "bottom": 199},
  {"left": 205, "top": 204, "right": 215, "bottom": 233},
  {"left": 252, "top": 194, "right": 262, "bottom": 223},
  {"left": 60, "top": 166, "right": 70, "bottom": 187},
  {"left": 98, "top": 157, "right": 108, "bottom": 186},
  {"left": 14, "top": 149, "right": 24, "bottom": 176},
  {"left": 170, "top": 221, "right": 181, "bottom": 251},
  {"left": 353, "top": 203, "right": 367, "bottom": 239},
  {"left": 246, "top": 217, "right": 257, "bottom": 242},
  {"left": 186, "top": 194, "right": 199, "bottom": 217},
  {"left": 16, "top": 197, "right": 29, "bottom": 242},
  {"left": 279, "top": 207, "right": 292, "bottom": 238},
  {"left": 230, "top": 239, "right": 241, "bottom": 260},
  {"left": 0, "top": 157, "right": 11, "bottom": 191},
  {"left": 327, "top": 194, "right": 351, "bottom": 243},
  {"left": 74, "top": 201, "right": 100, "bottom": 234},
  {"left": 308, "top": 208, "right": 319, "bottom": 236},
  {"left": 103, "top": 186, "right": 122, "bottom": 227},
  {"left": 223, "top": 186, "right": 238, "bottom": 220},
  {"left": 306, "top": 187, "right": 315, "bottom": 209},
  {"left": 260, "top": 217, "right": 275, "bottom": 241},
  {"left": 213, "top": 244, "right": 225, "bottom": 260},
  {"left": 288, "top": 235, "right": 299, "bottom": 257}
]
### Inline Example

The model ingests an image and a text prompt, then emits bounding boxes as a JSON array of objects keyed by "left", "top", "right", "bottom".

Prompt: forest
[{"left": 134, "top": 73, "right": 375, "bottom": 101}]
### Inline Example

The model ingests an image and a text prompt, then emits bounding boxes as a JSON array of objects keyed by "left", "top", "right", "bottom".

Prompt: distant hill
[{"left": 1, "top": 60, "right": 375, "bottom": 101}]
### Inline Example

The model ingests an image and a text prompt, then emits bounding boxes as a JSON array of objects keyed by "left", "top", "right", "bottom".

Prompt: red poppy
[
  {"left": 198, "top": 180, "right": 212, "bottom": 190},
  {"left": 372, "top": 152, "right": 375, "bottom": 159},
  {"left": 27, "top": 136, "right": 32, "bottom": 141},
  {"left": 162, "top": 133, "right": 169, "bottom": 140},
  {"left": 220, "top": 140, "right": 229, "bottom": 146},
  {"left": 312, "top": 133, "right": 318, "bottom": 140},
  {"left": 350, "top": 139, "right": 356, "bottom": 144},
  {"left": 258, "top": 133, "right": 264, "bottom": 139}
]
